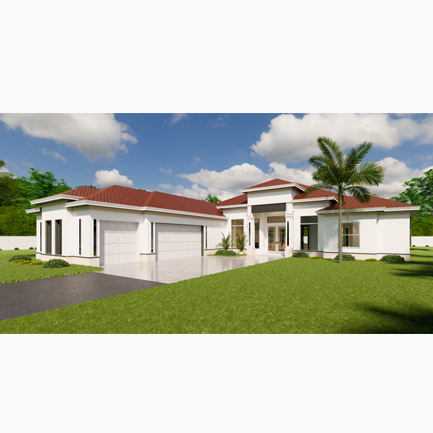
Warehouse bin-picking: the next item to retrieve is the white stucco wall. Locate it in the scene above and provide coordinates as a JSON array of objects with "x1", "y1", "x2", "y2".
[
  {"x1": 0, "y1": 236, "x2": 37, "y2": 250},
  {"x1": 247, "y1": 188, "x2": 296, "y2": 205},
  {"x1": 411, "y1": 236, "x2": 433, "y2": 247},
  {"x1": 377, "y1": 211, "x2": 411, "y2": 255}
]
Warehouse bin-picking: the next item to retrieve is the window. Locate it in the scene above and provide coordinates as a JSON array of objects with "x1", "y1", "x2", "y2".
[
  {"x1": 151, "y1": 222, "x2": 154, "y2": 253},
  {"x1": 45, "y1": 221, "x2": 52, "y2": 254},
  {"x1": 55, "y1": 220, "x2": 62, "y2": 255},
  {"x1": 231, "y1": 219, "x2": 244, "y2": 244},
  {"x1": 343, "y1": 223, "x2": 359, "y2": 247},
  {"x1": 249, "y1": 222, "x2": 251, "y2": 246},
  {"x1": 39, "y1": 222, "x2": 42, "y2": 252},
  {"x1": 267, "y1": 216, "x2": 285, "y2": 223},
  {"x1": 286, "y1": 221, "x2": 289, "y2": 246},
  {"x1": 301, "y1": 216, "x2": 318, "y2": 224},
  {"x1": 255, "y1": 218, "x2": 260, "y2": 249},
  {"x1": 93, "y1": 219, "x2": 97, "y2": 256},
  {"x1": 301, "y1": 225, "x2": 309, "y2": 250},
  {"x1": 79, "y1": 219, "x2": 81, "y2": 255}
]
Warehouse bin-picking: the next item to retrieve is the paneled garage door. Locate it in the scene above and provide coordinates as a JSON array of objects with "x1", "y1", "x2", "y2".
[
  {"x1": 100, "y1": 221, "x2": 138, "y2": 265},
  {"x1": 156, "y1": 224, "x2": 202, "y2": 261}
]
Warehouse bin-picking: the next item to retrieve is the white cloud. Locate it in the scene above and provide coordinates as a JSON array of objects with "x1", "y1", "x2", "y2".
[
  {"x1": 251, "y1": 113, "x2": 433, "y2": 164},
  {"x1": 210, "y1": 116, "x2": 226, "y2": 127},
  {"x1": 41, "y1": 148, "x2": 66, "y2": 162},
  {"x1": 159, "y1": 167, "x2": 173, "y2": 174},
  {"x1": 171, "y1": 113, "x2": 188, "y2": 124},
  {"x1": 173, "y1": 183, "x2": 235, "y2": 202},
  {"x1": 159, "y1": 183, "x2": 173, "y2": 190},
  {"x1": 192, "y1": 157, "x2": 201, "y2": 165},
  {"x1": 0, "y1": 114, "x2": 137, "y2": 160},
  {"x1": 93, "y1": 169, "x2": 134, "y2": 188}
]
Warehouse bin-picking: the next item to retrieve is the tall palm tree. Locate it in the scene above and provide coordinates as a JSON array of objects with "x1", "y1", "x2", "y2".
[{"x1": 304, "y1": 137, "x2": 385, "y2": 263}]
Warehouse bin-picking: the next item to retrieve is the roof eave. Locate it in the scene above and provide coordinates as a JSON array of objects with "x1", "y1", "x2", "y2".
[
  {"x1": 25, "y1": 207, "x2": 41, "y2": 214},
  {"x1": 30, "y1": 194, "x2": 84, "y2": 205},
  {"x1": 216, "y1": 204, "x2": 248, "y2": 209},
  {"x1": 241, "y1": 183, "x2": 305, "y2": 194}
]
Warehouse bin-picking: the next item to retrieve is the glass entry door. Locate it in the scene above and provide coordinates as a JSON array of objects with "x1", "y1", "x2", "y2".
[
  {"x1": 278, "y1": 227, "x2": 286, "y2": 251},
  {"x1": 268, "y1": 227, "x2": 276, "y2": 251},
  {"x1": 301, "y1": 225, "x2": 309, "y2": 250}
]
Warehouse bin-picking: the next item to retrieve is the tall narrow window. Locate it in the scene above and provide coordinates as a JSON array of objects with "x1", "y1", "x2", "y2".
[
  {"x1": 205, "y1": 226, "x2": 208, "y2": 249},
  {"x1": 231, "y1": 219, "x2": 244, "y2": 244},
  {"x1": 55, "y1": 220, "x2": 62, "y2": 255},
  {"x1": 249, "y1": 222, "x2": 251, "y2": 246},
  {"x1": 254, "y1": 218, "x2": 260, "y2": 249},
  {"x1": 45, "y1": 221, "x2": 52, "y2": 254},
  {"x1": 39, "y1": 222, "x2": 42, "y2": 252},
  {"x1": 286, "y1": 221, "x2": 289, "y2": 246},
  {"x1": 93, "y1": 219, "x2": 97, "y2": 256},
  {"x1": 342, "y1": 223, "x2": 359, "y2": 247},
  {"x1": 79, "y1": 219, "x2": 81, "y2": 255},
  {"x1": 151, "y1": 222, "x2": 154, "y2": 253}
]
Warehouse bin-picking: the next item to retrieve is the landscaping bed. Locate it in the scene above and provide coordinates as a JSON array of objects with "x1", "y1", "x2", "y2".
[
  {"x1": 0, "y1": 249, "x2": 102, "y2": 284},
  {"x1": 1, "y1": 247, "x2": 432, "y2": 333}
]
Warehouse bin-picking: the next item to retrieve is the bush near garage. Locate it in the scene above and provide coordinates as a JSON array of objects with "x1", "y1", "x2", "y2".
[
  {"x1": 380, "y1": 255, "x2": 405, "y2": 263},
  {"x1": 334, "y1": 254, "x2": 356, "y2": 261},
  {"x1": 365, "y1": 258, "x2": 379, "y2": 262},
  {"x1": 292, "y1": 252, "x2": 310, "y2": 258},
  {"x1": 12, "y1": 260, "x2": 32, "y2": 265},
  {"x1": 28, "y1": 261, "x2": 45, "y2": 266},
  {"x1": 43, "y1": 259, "x2": 70, "y2": 268},
  {"x1": 8, "y1": 255, "x2": 32, "y2": 262},
  {"x1": 215, "y1": 250, "x2": 237, "y2": 257}
]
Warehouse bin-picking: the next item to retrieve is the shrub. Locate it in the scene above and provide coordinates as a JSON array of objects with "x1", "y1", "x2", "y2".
[
  {"x1": 235, "y1": 233, "x2": 248, "y2": 252},
  {"x1": 310, "y1": 256, "x2": 323, "y2": 259},
  {"x1": 427, "y1": 245, "x2": 430, "y2": 247},
  {"x1": 14, "y1": 247, "x2": 19, "y2": 250},
  {"x1": 217, "y1": 232, "x2": 234, "y2": 251},
  {"x1": 365, "y1": 258, "x2": 378, "y2": 262},
  {"x1": 412, "y1": 245, "x2": 415, "y2": 247},
  {"x1": 380, "y1": 255, "x2": 405, "y2": 263},
  {"x1": 12, "y1": 260, "x2": 32, "y2": 265},
  {"x1": 28, "y1": 261, "x2": 45, "y2": 266},
  {"x1": 43, "y1": 259, "x2": 70, "y2": 268},
  {"x1": 215, "y1": 250, "x2": 237, "y2": 257},
  {"x1": 292, "y1": 251, "x2": 310, "y2": 258},
  {"x1": 8, "y1": 255, "x2": 32, "y2": 262},
  {"x1": 334, "y1": 254, "x2": 356, "y2": 261},
  {"x1": 29, "y1": 247, "x2": 34, "y2": 250}
]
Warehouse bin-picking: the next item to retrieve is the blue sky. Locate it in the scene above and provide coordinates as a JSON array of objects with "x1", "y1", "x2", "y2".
[{"x1": 1, "y1": 113, "x2": 432, "y2": 200}]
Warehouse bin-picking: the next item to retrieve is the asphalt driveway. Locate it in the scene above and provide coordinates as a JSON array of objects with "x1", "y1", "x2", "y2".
[{"x1": 0, "y1": 273, "x2": 163, "y2": 321}]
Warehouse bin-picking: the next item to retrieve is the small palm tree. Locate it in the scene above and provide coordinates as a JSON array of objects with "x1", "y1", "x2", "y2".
[
  {"x1": 235, "y1": 233, "x2": 248, "y2": 252},
  {"x1": 304, "y1": 137, "x2": 385, "y2": 263},
  {"x1": 217, "y1": 232, "x2": 233, "y2": 250}
]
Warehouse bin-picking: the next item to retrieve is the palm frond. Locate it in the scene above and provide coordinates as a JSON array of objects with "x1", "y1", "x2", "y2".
[
  {"x1": 347, "y1": 161, "x2": 385, "y2": 186},
  {"x1": 345, "y1": 185, "x2": 371, "y2": 203},
  {"x1": 344, "y1": 141, "x2": 374, "y2": 172},
  {"x1": 316, "y1": 137, "x2": 344, "y2": 166}
]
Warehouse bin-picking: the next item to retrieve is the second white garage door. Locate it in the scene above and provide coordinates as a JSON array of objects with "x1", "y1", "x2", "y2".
[
  {"x1": 156, "y1": 224, "x2": 202, "y2": 261},
  {"x1": 100, "y1": 221, "x2": 138, "y2": 265}
]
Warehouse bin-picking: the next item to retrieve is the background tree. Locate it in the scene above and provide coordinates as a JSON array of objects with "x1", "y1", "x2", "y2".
[
  {"x1": 203, "y1": 194, "x2": 221, "y2": 203},
  {"x1": 391, "y1": 169, "x2": 433, "y2": 236},
  {"x1": 304, "y1": 137, "x2": 385, "y2": 263}
]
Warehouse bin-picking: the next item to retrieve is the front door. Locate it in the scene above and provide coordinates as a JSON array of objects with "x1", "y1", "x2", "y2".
[{"x1": 268, "y1": 226, "x2": 286, "y2": 252}]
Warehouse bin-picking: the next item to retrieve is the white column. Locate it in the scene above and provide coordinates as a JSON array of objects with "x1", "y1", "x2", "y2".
[{"x1": 285, "y1": 202, "x2": 294, "y2": 257}]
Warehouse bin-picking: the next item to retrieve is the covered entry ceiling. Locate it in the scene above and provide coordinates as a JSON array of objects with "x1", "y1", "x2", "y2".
[
  {"x1": 100, "y1": 221, "x2": 138, "y2": 265},
  {"x1": 156, "y1": 223, "x2": 202, "y2": 261}
]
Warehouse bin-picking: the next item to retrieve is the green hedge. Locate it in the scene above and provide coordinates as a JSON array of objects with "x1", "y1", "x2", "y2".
[
  {"x1": 365, "y1": 258, "x2": 378, "y2": 262},
  {"x1": 8, "y1": 255, "x2": 32, "y2": 262},
  {"x1": 334, "y1": 254, "x2": 356, "y2": 261},
  {"x1": 215, "y1": 250, "x2": 237, "y2": 257},
  {"x1": 43, "y1": 259, "x2": 70, "y2": 268},
  {"x1": 310, "y1": 256, "x2": 323, "y2": 259},
  {"x1": 292, "y1": 252, "x2": 310, "y2": 258},
  {"x1": 380, "y1": 255, "x2": 405, "y2": 263}
]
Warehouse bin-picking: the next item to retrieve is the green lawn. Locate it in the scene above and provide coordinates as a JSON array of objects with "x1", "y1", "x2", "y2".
[
  {"x1": 1, "y1": 248, "x2": 433, "y2": 334},
  {"x1": 0, "y1": 249, "x2": 102, "y2": 283}
]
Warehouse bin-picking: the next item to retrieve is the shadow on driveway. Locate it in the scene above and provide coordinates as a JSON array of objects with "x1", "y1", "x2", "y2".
[{"x1": 0, "y1": 273, "x2": 164, "y2": 321}]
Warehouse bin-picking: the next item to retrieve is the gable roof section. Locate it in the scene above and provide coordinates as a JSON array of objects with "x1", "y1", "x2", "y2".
[
  {"x1": 319, "y1": 195, "x2": 417, "y2": 211},
  {"x1": 60, "y1": 187, "x2": 100, "y2": 197},
  {"x1": 243, "y1": 179, "x2": 296, "y2": 190},
  {"x1": 218, "y1": 194, "x2": 248, "y2": 207},
  {"x1": 70, "y1": 185, "x2": 223, "y2": 217},
  {"x1": 294, "y1": 188, "x2": 338, "y2": 200}
]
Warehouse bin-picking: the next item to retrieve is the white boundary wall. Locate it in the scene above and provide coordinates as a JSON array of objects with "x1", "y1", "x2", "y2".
[
  {"x1": 411, "y1": 236, "x2": 433, "y2": 246},
  {"x1": 0, "y1": 236, "x2": 37, "y2": 250}
]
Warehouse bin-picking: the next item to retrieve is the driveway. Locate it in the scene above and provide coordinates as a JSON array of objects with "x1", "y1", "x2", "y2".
[
  {"x1": 0, "y1": 273, "x2": 163, "y2": 321},
  {"x1": 101, "y1": 254, "x2": 284, "y2": 283}
]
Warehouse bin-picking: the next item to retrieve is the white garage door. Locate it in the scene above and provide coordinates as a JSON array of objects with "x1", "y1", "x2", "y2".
[
  {"x1": 100, "y1": 221, "x2": 138, "y2": 265},
  {"x1": 156, "y1": 224, "x2": 202, "y2": 261}
]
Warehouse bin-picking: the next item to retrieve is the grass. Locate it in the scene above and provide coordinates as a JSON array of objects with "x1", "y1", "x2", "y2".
[
  {"x1": 0, "y1": 249, "x2": 102, "y2": 284},
  {"x1": 1, "y1": 248, "x2": 433, "y2": 333}
]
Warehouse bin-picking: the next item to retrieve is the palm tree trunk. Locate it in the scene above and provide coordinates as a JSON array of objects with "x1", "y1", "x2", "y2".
[{"x1": 339, "y1": 196, "x2": 343, "y2": 263}]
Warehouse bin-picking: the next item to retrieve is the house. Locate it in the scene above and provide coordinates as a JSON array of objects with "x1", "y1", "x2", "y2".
[{"x1": 27, "y1": 179, "x2": 419, "y2": 265}]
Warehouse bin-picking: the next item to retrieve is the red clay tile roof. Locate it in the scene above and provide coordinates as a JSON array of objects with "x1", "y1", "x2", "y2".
[
  {"x1": 218, "y1": 194, "x2": 248, "y2": 206},
  {"x1": 319, "y1": 195, "x2": 417, "y2": 211},
  {"x1": 294, "y1": 189, "x2": 339, "y2": 200},
  {"x1": 71, "y1": 185, "x2": 224, "y2": 217},
  {"x1": 53, "y1": 187, "x2": 101, "y2": 198},
  {"x1": 243, "y1": 179, "x2": 297, "y2": 190}
]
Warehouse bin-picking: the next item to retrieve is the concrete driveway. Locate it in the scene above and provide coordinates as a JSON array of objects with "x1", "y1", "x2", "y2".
[{"x1": 101, "y1": 254, "x2": 284, "y2": 283}]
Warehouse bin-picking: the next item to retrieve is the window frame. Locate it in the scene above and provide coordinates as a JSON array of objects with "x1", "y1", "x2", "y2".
[{"x1": 342, "y1": 222, "x2": 360, "y2": 248}]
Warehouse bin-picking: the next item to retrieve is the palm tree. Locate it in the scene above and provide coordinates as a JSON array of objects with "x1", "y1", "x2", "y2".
[{"x1": 304, "y1": 137, "x2": 385, "y2": 263}]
